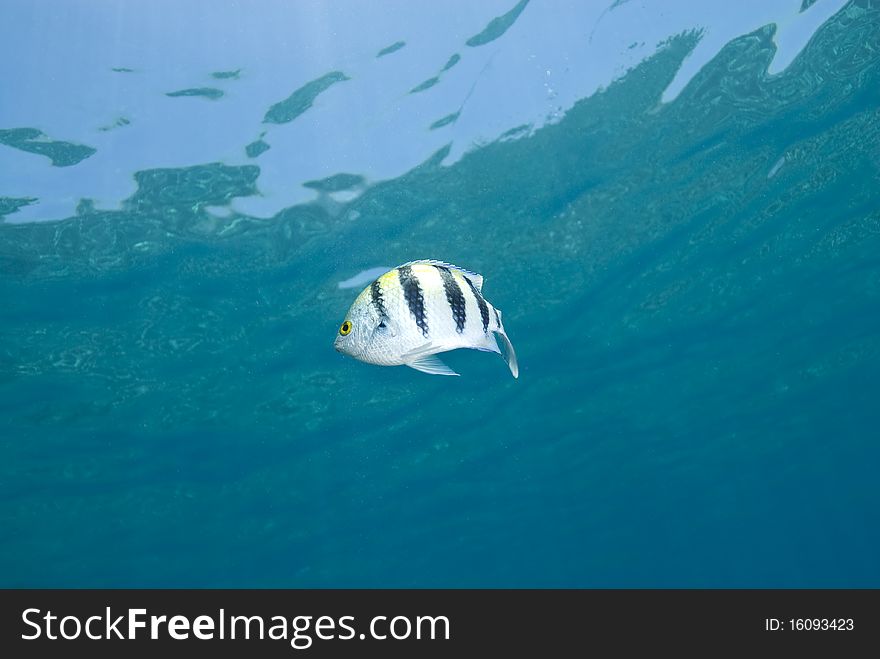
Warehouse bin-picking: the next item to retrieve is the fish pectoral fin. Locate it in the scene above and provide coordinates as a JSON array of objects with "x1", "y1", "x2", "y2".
[
  {"x1": 401, "y1": 342, "x2": 436, "y2": 360},
  {"x1": 405, "y1": 354, "x2": 459, "y2": 376}
]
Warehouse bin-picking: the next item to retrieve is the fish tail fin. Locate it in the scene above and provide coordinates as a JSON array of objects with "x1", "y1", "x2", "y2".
[{"x1": 492, "y1": 311, "x2": 518, "y2": 378}]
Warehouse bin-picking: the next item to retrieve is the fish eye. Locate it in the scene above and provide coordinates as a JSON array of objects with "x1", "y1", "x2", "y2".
[
  {"x1": 378, "y1": 320, "x2": 387, "y2": 329},
  {"x1": 339, "y1": 320, "x2": 352, "y2": 336}
]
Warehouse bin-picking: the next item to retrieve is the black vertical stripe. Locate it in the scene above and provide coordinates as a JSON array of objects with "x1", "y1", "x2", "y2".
[
  {"x1": 436, "y1": 266, "x2": 466, "y2": 333},
  {"x1": 464, "y1": 276, "x2": 490, "y2": 333},
  {"x1": 370, "y1": 279, "x2": 387, "y2": 319},
  {"x1": 493, "y1": 307, "x2": 501, "y2": 329},
  {"x1": 397, "y1": 265, "x2": 429, "y2": 337}
]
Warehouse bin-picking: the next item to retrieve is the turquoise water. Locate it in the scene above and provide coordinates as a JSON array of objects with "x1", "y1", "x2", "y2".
[{"x1": 2, "y1": 3, "x2": 880, "y2": 587}]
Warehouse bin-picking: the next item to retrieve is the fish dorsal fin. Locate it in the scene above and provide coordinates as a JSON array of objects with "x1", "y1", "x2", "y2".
[
  {"x1": 406, "y1": 354, "x2": 459, "y2": 376},
  {"x1": 398, "y1": 259, "x2": 484, "y2": 291}
]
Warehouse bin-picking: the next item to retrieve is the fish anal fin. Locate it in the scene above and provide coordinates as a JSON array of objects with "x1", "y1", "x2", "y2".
[
  {"x1": 405, "y1": 354, "x2": 459, "y2": 376},
  {"x1": 472, "y1": 333, "x2": 501, "y2": 354}
]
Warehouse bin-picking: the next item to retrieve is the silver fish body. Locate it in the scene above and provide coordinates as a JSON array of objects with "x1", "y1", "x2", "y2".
[{"x1": 334, "y1": 260, "x2": 518, "y2": 377}]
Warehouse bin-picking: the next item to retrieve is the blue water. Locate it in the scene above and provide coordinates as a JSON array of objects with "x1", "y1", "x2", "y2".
[{"x1": 2, "y1": 2, "x2": 880, "y2": 587}]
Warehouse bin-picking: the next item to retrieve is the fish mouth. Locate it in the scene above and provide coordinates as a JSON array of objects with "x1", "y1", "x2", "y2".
[{"x1": 333, "y1": 336, "x2": 349, "y2": 356}]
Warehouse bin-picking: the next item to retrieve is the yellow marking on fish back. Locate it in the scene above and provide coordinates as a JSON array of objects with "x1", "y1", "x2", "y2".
[
  {"x1": 354, "y1": 285, "x2": 372, "y2": 305},
  {"x1": 451, "y1": 269, "x2": 468, "y2": 286},
  {"x1": 411, "y1": 264, "x2": 444, "y2": 293},
  {"x1": 378, "y1": 269, "x2": 398, "y2": 287}
]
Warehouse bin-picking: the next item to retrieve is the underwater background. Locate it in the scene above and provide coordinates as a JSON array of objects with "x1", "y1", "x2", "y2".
[{"x1": 2, "y1": 0, "x2": 879, "y2": 587}]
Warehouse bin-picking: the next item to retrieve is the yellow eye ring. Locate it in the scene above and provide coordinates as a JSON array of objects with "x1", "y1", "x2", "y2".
[{"x1": 339, "y1": 320, "x2": 352, "y2": 336}]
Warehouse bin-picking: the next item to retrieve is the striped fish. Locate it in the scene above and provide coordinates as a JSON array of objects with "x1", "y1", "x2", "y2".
[{"x1": 333, "y1": 260, "x2": 518, "y2": 377}]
